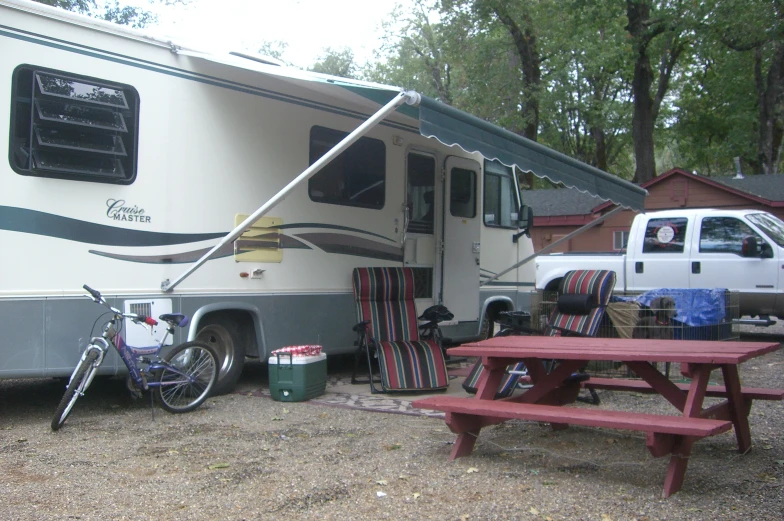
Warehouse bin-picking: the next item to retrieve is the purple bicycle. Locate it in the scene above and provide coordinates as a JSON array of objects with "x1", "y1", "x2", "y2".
[{"x1": 51, "y1": 285, "x2": 219, "y2": 431}]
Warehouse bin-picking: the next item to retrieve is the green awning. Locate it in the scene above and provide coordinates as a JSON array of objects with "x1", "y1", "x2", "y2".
[{"x1": 417, "y1": 96, "x2": 647, "y2": 211}]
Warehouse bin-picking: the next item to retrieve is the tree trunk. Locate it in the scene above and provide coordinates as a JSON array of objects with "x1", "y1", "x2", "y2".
[
  {"x1": 493, "y1": 3, "x2": 540, "y2": 188},
  {"x1": 495, "y1": 9, "x2": 540, "y2": 142},
  {"x1": 627, "y1": 0, "x2": 657, "y2": 184},
  {"x1": 592, "y1": 126, "x2": 609, "y2": 172},
  {"x1": 755, "y1": 44, "x2": 784, "y2": 174}
]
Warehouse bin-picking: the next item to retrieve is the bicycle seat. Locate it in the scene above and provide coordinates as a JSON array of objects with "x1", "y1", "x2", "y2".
[{"x1": 159, "y1": 313, "x2": 189, "y2": 328}]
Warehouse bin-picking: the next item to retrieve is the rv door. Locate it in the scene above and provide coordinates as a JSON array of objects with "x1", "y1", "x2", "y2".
[{"x1": 442, "y1": 156, "x2": 481, "y2": 322}]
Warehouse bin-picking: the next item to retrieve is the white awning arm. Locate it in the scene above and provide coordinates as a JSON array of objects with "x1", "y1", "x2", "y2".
[
  {"x1": 480, "y1": 206, "x2": 624, "y2": 286},
  {"x1": 161, "y1": 89, "x2": 420, "y2": 293}
]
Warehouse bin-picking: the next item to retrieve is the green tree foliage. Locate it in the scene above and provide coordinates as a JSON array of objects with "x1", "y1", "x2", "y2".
[
  {"x1": 673, "y1": 38, "x2": 758, "y2": 176},
  {"x1": 679, "y1": 0, "x2": 784, "y2": 176},
  {"x1": 372, "y1": 0, "x2": 784, "y2": 180},
  {"x1": 257, "y1": 41, "x2": 289, "y2": 64},
  {"x1": 366, "y1": 1, "x2": 457, "y2": 102},
  {"x1": 33, "y1": 1, "x2": 190, "y2": 29},
  {"x1": 310, "y1": 47, "x2": 358, "y2": 79},
  {"x1": 539, "y1": 1, "x2": 633, "y2": 175}
]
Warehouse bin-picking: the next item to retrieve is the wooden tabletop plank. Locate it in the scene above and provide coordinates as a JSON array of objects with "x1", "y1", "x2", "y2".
[{"x1": 451, "y1": 337, "x2": 780, "y2": 364}]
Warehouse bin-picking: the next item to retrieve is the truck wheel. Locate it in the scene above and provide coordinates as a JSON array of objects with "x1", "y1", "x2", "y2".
[{"x1": 195, "y1": 318, "x2": 245, "y2": 395}]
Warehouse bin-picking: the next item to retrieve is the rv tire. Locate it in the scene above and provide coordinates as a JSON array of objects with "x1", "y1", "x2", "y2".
[{"x1": 195, "y1": 318, "x2": 245, "y2": 395}]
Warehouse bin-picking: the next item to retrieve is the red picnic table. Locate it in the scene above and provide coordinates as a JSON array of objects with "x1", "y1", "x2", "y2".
[{"x1": 412, "y1": 336, "x2": 783, "y2": 498}]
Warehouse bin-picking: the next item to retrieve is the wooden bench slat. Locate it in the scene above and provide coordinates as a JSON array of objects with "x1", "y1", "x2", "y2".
[
  {"x1": 583, "y1": 378, "x2": 784, "y2": 401},
  {"x1": 412, "y1": 396, "x2": 732, "y2": 437}
]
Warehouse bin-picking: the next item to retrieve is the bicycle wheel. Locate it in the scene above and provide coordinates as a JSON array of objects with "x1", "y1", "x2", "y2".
[
  {"x1": 156, "y1": 341, "x2": 218, "y2": 413},
  {"x1": 51, "y1": 349, "x2": 100, "y2": 431}
]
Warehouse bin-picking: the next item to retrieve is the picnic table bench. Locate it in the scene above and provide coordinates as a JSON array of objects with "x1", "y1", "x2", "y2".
[{"x1": 412, "y1": 336, "x2": 782, "y2": 498}]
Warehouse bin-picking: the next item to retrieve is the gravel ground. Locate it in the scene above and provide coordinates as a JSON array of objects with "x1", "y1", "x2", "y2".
[{"x1": 1, "y1": 330, "x2": 782, "y2": 521}]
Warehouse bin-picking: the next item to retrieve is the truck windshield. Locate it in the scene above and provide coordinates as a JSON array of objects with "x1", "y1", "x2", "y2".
[{"x1": 747, "y1": 212, "x2": 784, "y2": 247}]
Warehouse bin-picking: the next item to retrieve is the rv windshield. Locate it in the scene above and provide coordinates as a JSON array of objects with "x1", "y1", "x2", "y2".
[{"x1": 747, "y1": 212, "x2": 784, "y2": 247}]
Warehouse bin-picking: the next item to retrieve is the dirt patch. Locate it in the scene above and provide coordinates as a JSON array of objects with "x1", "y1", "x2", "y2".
[{"x1": 1, "y1": 343, "x2": 782, "y2": 520}]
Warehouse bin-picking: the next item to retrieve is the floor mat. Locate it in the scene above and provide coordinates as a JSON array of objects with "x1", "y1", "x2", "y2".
[{"x1": 236, "y1": 366, "x2": 474, "y2": 417}]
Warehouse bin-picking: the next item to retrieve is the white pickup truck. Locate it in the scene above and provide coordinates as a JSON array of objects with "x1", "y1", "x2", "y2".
[{"x1": 535, "y1": 208, "x2": 784, "y2": 320}]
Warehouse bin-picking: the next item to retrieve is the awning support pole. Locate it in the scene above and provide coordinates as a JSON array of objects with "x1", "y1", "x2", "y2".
[
  {"x1": 480, "y1": 206, "x2": 625, "y2": 286},
  {"x1": 161, "y1": 90, "x2": 420, "y2": 293}
]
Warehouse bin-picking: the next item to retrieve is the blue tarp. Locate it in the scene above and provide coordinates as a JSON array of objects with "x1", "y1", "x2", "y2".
[{"x1": 612, "y1": 288, "x2": 727, "y2": 327}]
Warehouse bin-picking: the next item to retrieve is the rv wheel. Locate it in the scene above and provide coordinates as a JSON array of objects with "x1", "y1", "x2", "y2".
[{"x1": 195, "y1": 318, "x2": 245, "y2": 395}]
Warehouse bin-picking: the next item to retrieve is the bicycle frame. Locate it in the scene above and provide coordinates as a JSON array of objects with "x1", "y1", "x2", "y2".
[
  {"x1": 72, "y1": 306, "x2": 199, "y2": 394},
  {"x1": 52, "y1": 285, "x2": 219, "y2": 431}
]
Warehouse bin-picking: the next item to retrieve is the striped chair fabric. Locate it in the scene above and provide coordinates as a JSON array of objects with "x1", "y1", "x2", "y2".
[
  {"x1": 548, "y1": 269, "x2": 616, "y2": 337},
  {"x1": 352, "y1": 267, "x2": 449, "y2": 392},
  {"x1": 463, "y1": 269, "x2": 616, "y2": 398}
]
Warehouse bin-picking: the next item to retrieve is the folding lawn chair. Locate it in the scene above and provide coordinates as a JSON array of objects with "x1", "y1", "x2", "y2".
[
  {"x1": 350, "y1": 267, "x2": 450, "y2": 394},
  {"x1": 462, "y1": 269, "x2": 616, "y2": 401}
]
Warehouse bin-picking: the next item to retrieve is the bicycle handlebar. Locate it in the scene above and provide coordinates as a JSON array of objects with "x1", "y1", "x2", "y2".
[
  {"x1": 83, "y1": 285, "x2": 158, "y2": 326},
  {"x1": 83, "y1": 284, "x2": 101, "y2": 301}
]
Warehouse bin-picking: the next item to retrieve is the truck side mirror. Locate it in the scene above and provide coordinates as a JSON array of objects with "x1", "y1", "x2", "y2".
[{"x1": 513, "y1": 204, "x2": 534, "y2": 243}]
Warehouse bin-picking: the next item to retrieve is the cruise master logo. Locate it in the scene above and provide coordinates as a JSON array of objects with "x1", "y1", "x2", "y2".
[{"x1": 106, "y1": 199, "x2": 151, "y2": 224}]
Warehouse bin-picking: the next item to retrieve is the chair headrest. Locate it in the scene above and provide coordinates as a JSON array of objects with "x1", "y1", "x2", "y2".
[
  {"x1": 559, "y1": 270, "x2": 616, "y2": 307},
  {"x1": 556, "y1": 293, "x2": 597, "y2": 315}
]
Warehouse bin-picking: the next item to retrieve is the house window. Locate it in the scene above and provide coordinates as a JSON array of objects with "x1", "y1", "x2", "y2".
[
  {"x1": 613, "y1": 230, "x2": 629, "y2": 250},
  {"x1": 483, "y1": 160, "x2": 518, "y2": 228},
  {"x1": 308, "y1": 126, "x2": 386, "y2": 209},
  {"x1": 642, "y1": 217, "x2": 688, "y2": 253},
  {"x1": 10, "y1": 65, "x2": 139, "y2": 184}
]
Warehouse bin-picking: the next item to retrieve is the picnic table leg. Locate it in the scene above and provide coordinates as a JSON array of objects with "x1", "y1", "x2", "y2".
[
  {"x1": 662, "y1": 436, "x2": 695, "y2": 498},
  {"x1": 662, "y1": 364, "x2": 711, "y2": 498},
  {"x1": 721, "y1": 364, "x2": 752, "y2": 453},
  {"x1": 448, "y1": 359, "x2": 507, "y2": 459},
  {"x1": 446, "y1": 412, "x2": 482, "y2": 460}
]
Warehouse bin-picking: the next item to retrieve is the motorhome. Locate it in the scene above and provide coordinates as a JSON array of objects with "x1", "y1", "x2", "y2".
[{"x1": 0, "y1": 0, "x2": 646, "y2": 393}]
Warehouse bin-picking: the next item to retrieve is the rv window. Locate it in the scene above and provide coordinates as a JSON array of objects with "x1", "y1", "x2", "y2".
[
  {"x1": 9, "y1": 66, "x2": 139, "y2": 184},
  {"x1": 483, "y1": 160, "x2": 518, "y2": 228},
  {"x1": 308, "y1": 126, "x2": 385, "y2": 209},
  {"x1": 406, "y1": 152, "x2": 436, "y2": 234},
  {"x1": 450, "y1": 167, "x2": 476, "y2": 218}
]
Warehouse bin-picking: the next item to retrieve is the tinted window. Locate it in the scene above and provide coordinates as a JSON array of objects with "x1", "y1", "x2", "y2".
[
  {"x1": 10, "y1": 66, "x2": 139, "y2": 184},
  {"x1": 308, "y1": 126, "x2": 385, "y2": 209},
  {"x1": 406, "y1": 153, "x2": 436, "y2": 234},
  {"x1": 483, "y1": 160, "x2": 518, "y2": 228},
  {"x1": 747, "y1": 212, "x2": 784, "y2": 247},
  {"x1": 699, "y1": 217, "x2": 763, "y2": 254},
  {"x1": 450, "y1": 167, "x2": 476, "y2": 218},
  {"x1": 642, "y1": 217, "x2": 688, "y2": 253}
]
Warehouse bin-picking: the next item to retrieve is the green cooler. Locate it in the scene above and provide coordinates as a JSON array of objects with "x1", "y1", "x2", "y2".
[{"x1": 268, "y1": 352, "x2": 327, "y2": 402}]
